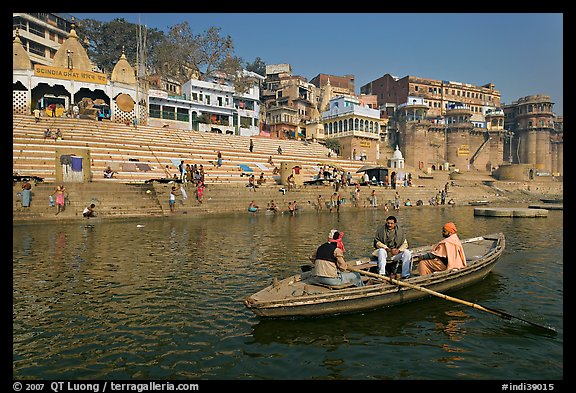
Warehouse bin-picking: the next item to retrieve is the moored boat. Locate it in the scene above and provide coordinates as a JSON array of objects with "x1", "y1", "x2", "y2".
[
  {"x1": 469, "y1": 200, "x2": 490, "y2": 206},
  {"x1": 244, "y1": 233, "x2": 505, "y2": 318}
]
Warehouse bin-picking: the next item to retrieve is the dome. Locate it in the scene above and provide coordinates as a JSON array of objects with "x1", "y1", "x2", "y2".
[
  {"x1": 13, "y1": 29, "x2": 32, "y2": 70},
  {"x1": 52, "y1": 20, "x2": 93, "y2": 72},
  {"x1": 392, "y1": 145, "x2": 404, "y2": 159},
  {"x1": 111, "y1": 49, "x2": 136, "y2": 85}
]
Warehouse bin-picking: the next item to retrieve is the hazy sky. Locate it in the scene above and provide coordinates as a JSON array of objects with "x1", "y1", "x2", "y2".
[{"x1": 73, "y1": 13, "x2": 563, "y2": 116}]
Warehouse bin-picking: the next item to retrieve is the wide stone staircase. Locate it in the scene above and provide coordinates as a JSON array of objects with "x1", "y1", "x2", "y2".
[{"x1": 13, "y1": 114, "x2": 366, "y2": 186}]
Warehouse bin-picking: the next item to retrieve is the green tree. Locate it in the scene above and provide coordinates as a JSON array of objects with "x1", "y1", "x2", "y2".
[
  {"x1": 325, "y1": 138, "x2": 341, "y2": 156},
  {"x1": 154, "y1": 23, "x2": 249, "y2": 90},
  {"x1": 77, "y1": 18, "x2": 163, "y2": 75},
  {"x1": 246, "y1": 57, "x2": 266, "y2": 76}
]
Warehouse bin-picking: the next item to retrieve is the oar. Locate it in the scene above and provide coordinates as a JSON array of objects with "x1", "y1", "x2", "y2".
[{"x1": 349, "y1": 268, "x2": 556, "y2": 334}]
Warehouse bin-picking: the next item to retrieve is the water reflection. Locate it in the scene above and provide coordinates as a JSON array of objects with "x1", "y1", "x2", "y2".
[{"x1": 13, "y1": 208, "x2": 563, "y2": 380}]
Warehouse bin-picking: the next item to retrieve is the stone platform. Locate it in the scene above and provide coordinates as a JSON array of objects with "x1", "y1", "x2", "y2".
[{"x1": 473, "y1": 207, "x2": 549, "y2": 217}]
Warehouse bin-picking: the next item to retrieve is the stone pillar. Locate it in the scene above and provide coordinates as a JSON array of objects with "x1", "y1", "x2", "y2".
[
  {"x1": 526, "y1": 129, "x2": 537, "y2": 165},
  {"x1": 535, "y1": 130, "x2": 550, "y2": 172}
]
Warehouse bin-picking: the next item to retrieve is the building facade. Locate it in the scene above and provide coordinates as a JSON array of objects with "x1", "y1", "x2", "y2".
[
  {"x1": 13, "y1": 13, "x2": 76, "y2": 67},
  {"x1": 502, "y1": 94, "x2": 562, "y2": 175},
  {"x1": 13, "y1": 24, "x2": 144, "y2": 125},
  {"x1": 321, "y1": 95, "x2": 383, "y2": 161},
  {"x1": 360, "y1": 73, "x2": 501, "y2": 120},
  {"x1": 147, "y1": 71, "x2": 263, "y2": 137},
  {"x1": 261, "y1": 64, "x2": 318, "y2": 139}
]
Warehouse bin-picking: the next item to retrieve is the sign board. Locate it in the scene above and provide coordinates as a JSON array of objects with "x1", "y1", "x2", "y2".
[
  {"x1": 360, "y1": 141, "x2": 371, "y2": 148},
  {"x1": 34, "y1": 65, "x2": 108, "y2": 85},
  {"x1": 457, "y1": 144, "x2": 470, "y2": 156}
]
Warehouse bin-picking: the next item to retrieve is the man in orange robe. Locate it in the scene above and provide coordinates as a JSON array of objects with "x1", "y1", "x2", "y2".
[{"x1": 417, "y1": 222, "x2": 467, "y2": 275}]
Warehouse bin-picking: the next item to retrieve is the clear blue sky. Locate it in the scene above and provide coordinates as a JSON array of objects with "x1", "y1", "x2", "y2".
[{"x1": 73, "y1": 13, "x2": 564, "y2": 116}]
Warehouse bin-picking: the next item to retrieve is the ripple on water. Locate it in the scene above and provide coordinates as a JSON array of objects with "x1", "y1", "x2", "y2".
[{"x1": 13, "y1": 210, "x2": 563, "y2": 380}]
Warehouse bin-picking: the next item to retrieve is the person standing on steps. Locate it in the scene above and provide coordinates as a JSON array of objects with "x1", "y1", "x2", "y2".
[
  {"x1": 169, "y1": 186, "x2": 179, "y2": 213},
  {"x1": 51, "y1": 185, "x2": 68, "y2": 215}
]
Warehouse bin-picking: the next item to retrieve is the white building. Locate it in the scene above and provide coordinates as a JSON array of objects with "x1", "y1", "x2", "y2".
[
  {"x1": 13, "y1": 24, "x2": 143, "y2": 125},
  {"x1": 148, "y1": 71, "x2": 263, "y2": 136},
  {"x1": 321, "y1": 95, "x2": 381, "y2": 140}
]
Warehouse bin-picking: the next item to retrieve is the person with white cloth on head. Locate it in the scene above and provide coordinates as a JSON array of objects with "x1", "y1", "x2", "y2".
[{"x1": 309, "y1": 229, "x2": 364, "y2": 287}]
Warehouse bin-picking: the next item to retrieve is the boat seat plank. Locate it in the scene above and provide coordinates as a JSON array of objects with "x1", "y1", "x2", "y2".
[{"x1": 313, "y1": 281, "x2": 356, "y2": 290}]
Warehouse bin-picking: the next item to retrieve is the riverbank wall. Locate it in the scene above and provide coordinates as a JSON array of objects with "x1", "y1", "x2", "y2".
[{"x1": 13, "y1": 170, "x2": 562, "y2": 223}]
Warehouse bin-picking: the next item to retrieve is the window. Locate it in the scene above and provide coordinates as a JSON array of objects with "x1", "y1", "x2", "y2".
[
  {"x1": 414, "y1": 86, "x2": 419, "y2": 91},
  {"x1": 149, "y1": 104, "x2": 161, "y2": 118},
  {"x1": 28, "y1": 22, "x2": 44, "y2": 38},
  {"x1": 28, "y1": 41, "x2": 45, "y2": 57},
  {"x1": 176, "y1": 108, "x2": 189, "y2": 122},
  {"x1": 162, "y1": 106, "x2": 175, "y2": 120},
  {"x1": 206, "y1": 95, "x2": 210, "y2": 105}
]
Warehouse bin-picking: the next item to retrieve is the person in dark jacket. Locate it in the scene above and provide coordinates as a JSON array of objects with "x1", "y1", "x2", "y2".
[
  {"x1": 372, "y1": 215, "x2": 413, "y2": 278},
  {"x1": 309, "y1": 229, "x2": 364, "y2": 287}
]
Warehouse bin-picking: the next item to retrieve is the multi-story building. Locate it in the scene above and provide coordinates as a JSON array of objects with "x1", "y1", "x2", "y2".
[
  {"x1": 148, "y1": 71, "x2": 263, "y2": 136},
  {"x1": 13, "y1": 13, "x2": 78, "y2": 67},
  {"x1": 321, "y1": 95, "x2": 383, "y2": 161},
  {"x1": 502, "y1": 94, "x2": 561, "y2": 175},
  {"x1": 310, "y1": 73, "x2": 355, "y2": 112},
  {"x1": 393, "y1": 96, "x2": 507, "y2": 173},
  {"x1": 261, "y1": 64, "x2": 318, "y2": 139},
  {"x1": 360, "y1": 73, "x2": 501, "y2": 120}
]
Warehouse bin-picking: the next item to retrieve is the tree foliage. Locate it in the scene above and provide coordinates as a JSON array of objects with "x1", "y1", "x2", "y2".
[
  {"x1": 245, "y1": 57, "x2": 266, "y2": 77},
  {"x1": 76, "y1": 18, "x2": 251, "y2": 90},
  {"x1": 77, "y1": 18, "x2": 164, "y2": 75},
  {"x1": 325, "y1": 138, "x2": 341, "y2": 155}
]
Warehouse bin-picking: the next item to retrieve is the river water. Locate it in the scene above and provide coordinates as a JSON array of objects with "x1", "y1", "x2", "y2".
[{"x1": 13, "y1": 205, "x2": 563, "y2": 381}]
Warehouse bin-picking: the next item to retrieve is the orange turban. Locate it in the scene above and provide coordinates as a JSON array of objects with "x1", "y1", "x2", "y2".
[{"x1": 443, "y1": 222, "x2": 457, "y2": 234}]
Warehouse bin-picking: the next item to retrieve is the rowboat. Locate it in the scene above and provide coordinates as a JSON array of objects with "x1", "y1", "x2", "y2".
[
  {"x1": 244, "y1": 233, "x2": 505, "y2": 318},
  {"x1": 468, "y1": 200, "x2": 490, "y2": 206}
]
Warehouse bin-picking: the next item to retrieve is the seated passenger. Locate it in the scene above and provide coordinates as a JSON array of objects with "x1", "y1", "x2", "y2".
[
  {"x1": 415, "y1": 222, "x2": 466, "y2": 275},
  {"x1": 309, "y1": 229, "x2": 364, "y2": 288}
]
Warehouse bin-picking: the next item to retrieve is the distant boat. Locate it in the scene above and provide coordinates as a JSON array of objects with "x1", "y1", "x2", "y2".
[
  {"x1": 540, "y1": 198, "x2": 563, "y2": 204},
  {"x1": 469, "y1": 200, "x2": 490, "y2": 206}
]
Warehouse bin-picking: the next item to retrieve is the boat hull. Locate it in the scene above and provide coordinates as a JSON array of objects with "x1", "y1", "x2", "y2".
[{"x1": 244, "y1": 233, "x2": 505, "y2": 318}]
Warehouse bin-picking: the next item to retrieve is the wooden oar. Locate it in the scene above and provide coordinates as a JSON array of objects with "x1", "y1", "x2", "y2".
[{"x1": 349, "y1": 268, "x2": 556, "y2": 333}]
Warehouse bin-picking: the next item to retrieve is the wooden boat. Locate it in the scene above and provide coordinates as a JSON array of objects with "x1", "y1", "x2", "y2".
[
  {"x1": 468, "y1": 200, "x2": 490, "y2": 206},
  {"x1": 244, "y1": 233, "x2": 505, "y2": 318},
  {"x1": 540, "y1": 197, "x2": 563, "y2": 204}
]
